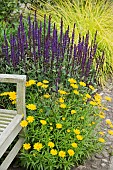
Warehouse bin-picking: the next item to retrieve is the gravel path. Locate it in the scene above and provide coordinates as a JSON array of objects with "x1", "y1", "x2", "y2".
[{"x1": 8, "y1": 79, "x2": 113, "y2": 170}]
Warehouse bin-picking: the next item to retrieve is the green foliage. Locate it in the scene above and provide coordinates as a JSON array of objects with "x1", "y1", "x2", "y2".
[
  {"x1": 1, "y1": 78, "x2": 108, "y2": 169},
  {"x1": 0, "y1": 0, "x2": 29, "y2": 49},
  {"x1": 0, "y1": 21, "x2": 17, "y2": 51},
  {"x1": 1, "y1": 78, "x2": 112, "y2": 169},
  {"x1": 20, "y1": 79, "x2": 107, "y2": 169},
  {"x1": 30, "y1": 0, "x2": 113, "y2": 84},
  {"x1": 0, "y1": 0, "x2": 20, "y2": 21}
]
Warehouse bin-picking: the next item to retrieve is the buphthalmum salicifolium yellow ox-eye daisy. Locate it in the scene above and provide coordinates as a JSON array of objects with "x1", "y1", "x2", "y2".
[
  {"x1": 0, "y1": 78, "x2": 111, "y2": 170},
  {"x1": 18, "y1": 78, "x2": 112, "y2": 170},
  {"x1": 0, "y1": 91, "x2": 16, "y2": 105}
]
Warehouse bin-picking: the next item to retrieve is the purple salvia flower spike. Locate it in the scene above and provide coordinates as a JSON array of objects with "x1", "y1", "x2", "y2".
[
  {"x1": 43, "y1": 15, "x2": 47, "y2": 72},
  {"x1": 28, "y1": 15, "x2": 31, "y2": 39},
  {"x1": 37, "y1": 22, "x2": 42, "y2": 58},
  {"x1": 44, "y1": 14, "x2": 46, "y2": 42},
  {"x1": 51, "y1": 23, "x2": 56, "y2": 70},
  {"x1": 32, "y1": 21, "x2": 36, "y2": 61},
  {"x1": 28, "y1": 15, "x2": 32, "y2": 53},
  {"x1": 48, "y1": 15, "x2": 51, "y2": 37},
  {"x1": 10, "y1": 35, "x2": 16, "y2": 68},
  {"x1": 17, "y1": 25, "x2": 21, "y2": 61}
]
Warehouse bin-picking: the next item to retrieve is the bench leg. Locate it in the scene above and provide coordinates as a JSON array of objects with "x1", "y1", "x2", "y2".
[{"x1": 0, "y1": 138, "x2": 24, "y2": 170}]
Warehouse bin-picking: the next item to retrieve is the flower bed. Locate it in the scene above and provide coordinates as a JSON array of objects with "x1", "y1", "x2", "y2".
[{"x1": 1, "y1": 78, "x2": 112, "y2": 170}]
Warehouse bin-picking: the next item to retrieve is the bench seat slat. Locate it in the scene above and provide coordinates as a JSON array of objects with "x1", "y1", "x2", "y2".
[
  {"x1": 0, "y1": 109, "x2": 17, "y2": 115},
  {"x1": 0, "y1": 117, "x2": 13, "y2": 122},
  {"x1": 0, "y1": 110, "x2": 17, "y2": 134},
  {"x1": 0, "y1": 124, "x2": 8, "y2": 128},
  {"x1": 0, "y1": 129, "x2": 4, "y2": 132},
  {"x1": 0, "y1": 113, "x2": 15, "y2": 118},
  {"x1": 0, "y1": 74, "x2": 26, "y2": 170},
  {"x1": 0, "y1": 128, "x2": 6, "y2": 133},
  {"x1": 0, "y1": 121, "x2": 10, "y2": 125},
  {"x1": 0, "y1": 114, "x2": 23, "y2": 158},
  {"x1": 0, "y1": 114, "x2": 23, "y2": 146}
]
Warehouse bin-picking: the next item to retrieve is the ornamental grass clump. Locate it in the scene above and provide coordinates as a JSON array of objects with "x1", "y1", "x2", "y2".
[
  {"x1": 1, "y1": 78, "x2": 111, "y2": 170},
  {"x1": 1, "y1": 13, "x2": 104, "y2": 86}
]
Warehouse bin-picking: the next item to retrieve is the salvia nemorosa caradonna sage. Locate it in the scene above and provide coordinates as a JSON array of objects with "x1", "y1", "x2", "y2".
[{"x1": 2, "y1": 12, "x2": 104, "y2": 85}]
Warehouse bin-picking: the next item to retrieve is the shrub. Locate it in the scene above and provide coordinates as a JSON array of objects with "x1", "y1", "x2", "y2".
[
  {"x1": 0, "y1": 0, "x2": 21, "y2": 22},
  {"x1": 1, "y1": 78, "x2": 112, "y2": 169},
  {"x1": 30, "y1": 0, "x2": 113, "y2": 83},
  {"x1": 1, "y1": 13, "x2": 104, "y2": 87}
]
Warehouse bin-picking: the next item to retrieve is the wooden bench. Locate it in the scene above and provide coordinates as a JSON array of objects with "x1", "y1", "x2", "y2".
[{"x1": 0, "y1": 74, "x2": 26, "y2": 170}]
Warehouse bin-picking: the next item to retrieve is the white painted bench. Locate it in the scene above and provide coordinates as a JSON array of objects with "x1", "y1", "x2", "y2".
[{"x1": 0, "y1": 74, "x2": 26, "y2": 170}]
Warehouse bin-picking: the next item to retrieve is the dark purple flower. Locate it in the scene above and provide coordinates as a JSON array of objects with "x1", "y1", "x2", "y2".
[
  {"x1": 32, "y1": 21, "x2": 36, "y2": 61},
  {"x1": 60, "y1": 18, "x2": 63, "y2": 45}
]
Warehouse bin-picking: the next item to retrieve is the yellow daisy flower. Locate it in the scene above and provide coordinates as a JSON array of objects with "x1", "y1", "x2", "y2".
[
  {"x1": 89, "y1": 85, "x2": 95, "y2": 91},
  {"x1": 26, "y1": 80, "x2": 36, "y2": 87},
  {"x1": 27, "y1": 116, "x2": 35, "y2": 123},
  {"x1": 23, "y1": 143, "x2": 31, "y2": 150},
  {"x1": 98, "y1": 138, "x2": 105, "y2": 143},
  {"x1": 59, "y1": 97, "x2": 64, "y2": 103},
  {"x1": 59, "y1": 151, "x2": 66, "y2": 158},
  {"x1": 48, "y1": 142, "x2": 55, "y2": 148},
  {"x1": 71, "y1": 110, "x2": 76, "y2": 114},
  {"x1": 43, "y1": 94, "x2": 50, "y2": 99},
  {"x1": 56, "y1": 123, "x2": 62, "y2": 129},
  {"x1": 58, "y1": 90, "x2": 67, "y2": 95},
  {"x1": 34, "y1": 142, "x2": 43, "y2": 151},
  {"x1": 108, "y1": 130, "x2": 113, "y2": 135},
  {"x1": 43, "y1": 80, "x2": 49, "y2": 84},
  {"x1": 60, "y1": 103, "x2": 66, "y2": 108},
  {"x1": 73, "y1": 90, "x2": 79, "y2": 95},
  {"x1": 62, "y1": 117, "x2": 66, "y2": 121},
  {"x1": 0, "y1": 92, "x2": 10, "y2": 96},
  {"x1": 99, "y1": 132, "x2": 105, "y2": 136},
  {"x1": 41, "y1": 84, "x2": 48, "y2": 88},
  {"x1": 9, "y1": 91, "x2": 16, "y2": 101},
  {"x1": 74, "y1": 129, "x2": 80, "y2": 135},
  {"x1": 70, "y1": 84, "x2": 78, "y2": 89},
  {"x1": 67, "y1": 129, "x2": 71, "y2": 133},
  {"x1": 40, "y1": 120, "x2": 47, "y2": 125},
  {"x1": 26, "y1": 104, "x2": 37, "y2": 110},
  {"x1": 89, "y1": 101, "x2": 97, "y2": 106},
  {"x1": 37, "y1": 82, "x2": 43, "y2": 86},
  {"x1": 68, "y1": 149, "x2": 75, "y2": 156},
  {"x1": 85, "y1": 94, "x2": 91, "y2": 99},
  {"x1": 20, "y1": 120, "x2": 28, "y2": 127},
  {"x1": 79, "y1": 81, "x2": 86, "y2": 87},
  {"x1": 106, "y1": 119, "x2": 112, "y2": 125},
  {"x1": 71, "y1": 143, "x2": 78, "y2": 148},
  {"x1": 50, "y1": 149, "x2": 57, "y2": 155},
  {"x1": 76, "y1": 135, "x2": 83, "y2": 141},
  {"x1": 68, "y1": 78, "x2": 76, "y2": 84},
  {"x1": 104, "y1": 96, "x2": 112, "y2": 102}
]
